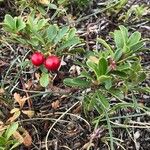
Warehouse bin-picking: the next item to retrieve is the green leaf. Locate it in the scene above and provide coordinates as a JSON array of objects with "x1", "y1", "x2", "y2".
[
  {"x1": 98, "y1": 75, "x2": 111, "y2": 83},
  {"x1": 136, "y1": 87, "x2": 150, "y2": 93},
  {"x1": 48, "y1": 3, "x2": 57, "y2": 9},
  {"x1": 37, "y1": 19, "x2": 48, "y2": 30},
  {"x1": 63, "y1": 78, "x2": 90, "y2": 87},
  {"x1": 37, "y1": 6, "x2": 46, "y2": 15},
  {"x1": 128, "y1": 31, "x2": 141, "y2": 47},
  {"x1": 0, "y1": 136, "x2": 6, "y2": 146},
  {"x1": 110, "y1": 70, "x2": 127, "y2": 77},
  {"x1": 40, "y1": 73, "x2": 49, "y2": 87},
  {"x1": 67, "y1": 28, "x2": 76, "y2": 39},
  {"x1": 104, "y1": 78, "x2": 112, "y2": 90},
  {"x1": 33, "y1": 33, "x2": 45, "y2": 45},
  {"x1": 114, "y1": 30, "x2": 124, "y2": 49},
  {"x1": 96, "y1": 92, "x2": 110, "y2": 110},
  {"x1": 4, "y1": 14, "x2": 16, "y2": 30},
  {"x1": 5, "y1": 122, "x2": 18, "y2": 140},
  {"x1": 69, "y1": 48, "x2": 85, "y2": 54},
  {"x1": 0, "y1": 147, "x2": 5, "y2": 150},
  {"x1": 86, "y1": 61, "x2": 99, "y2": 78},
  {"x1": 117, "y1": 63, "x2": 131, "y2": 71},
  {"x1": 47, "y1": 25, "x2": 58, "y2": 42},
  {"x1": 137, "y1": 72, "x2": 146, "y2": 83},
  {"x1": 10, "y1": 141, "x2": 21, "y2": 150},
  {"x1": 98, "y1": 57, "x2": 108, "y2": 75},
  {"x1": 16, "y1": 17, "x2": 26, "y2": 32},
  {"x1": 114, "y1": 26, "x2": 128, "y2": 49},
  {"x1": 27, "y1": 38, "x2": 39, "y2": 47},
  {"x1": 97, "y1": 38, "x2": 113, "y2": 55},
  {"x1": 80, "y1": 71, "x2": 94, "y2": 80},
  {"x1": 109, "y1": 89, "x2": 124, "y2": 99},
  {"x1": 58, "y1": 37, "x2": 80, "y2": 50},
  {"x1": 54, "y1": 26, "x2": 69, "y2": 44},
  {"x1": 119, "y1": 25, "x2": 128, "y2": 44},
  {"x1": 114, "y1": 49, "x2": 122, "y2": 61},
  {"x1": 130, "y1": 40, "x2": 144, "y2": 52}
]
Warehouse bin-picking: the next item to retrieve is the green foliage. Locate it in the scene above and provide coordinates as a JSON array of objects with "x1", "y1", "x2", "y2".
[
  {"x1": 3, "y1": 14, "x2": 81, "y2": 55},
  {"x1": 106, "y1": 0, "x2": 128, "y2": 14},
  {"x1": 2, "y1": 13, "x2": 81, "y2": 87},
  {"x1": 64, "y1": 26, "x2": 146, "y2": 90},
  {"x1": 0, "y1": 122, "x2": 21, "y2": 150},
  {"x1": 15, "y1": 0, "x2": 58, "y2": 14},
  {"x1": 120, "y1": 4, "x2": 149, "y2": 22},
  {"x1": 74, "y1": 0, "x2": 90, "y2": 7},
  {"x1": 104, "y1": 1, "x2": 149, "y2": 22},
  {"x1": 39, "y1": 73, "x2": 50, "y2": 87},
  {"x1": 64, "y1": 26, "x2": 148, "y2": 148},
  {"x1": 58, "y1": 0, "x2": 90, "y2": 7}
]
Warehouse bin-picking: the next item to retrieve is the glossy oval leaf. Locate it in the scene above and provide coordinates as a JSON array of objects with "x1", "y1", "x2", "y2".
[
  {"x1": 63, "y1": 78, "x2": 90, "y2": 87},
  {"x1": 40, "y1": 73, "x2": 49, "y2": 87},
  {"x1": 47, "y1": 25, "x2": 58, "y2": 42},
  {"x1": 58, "y1": 37, "x2": 80, "y2": 50},
  {"x1": 114, "y1": 49, "x2": 122, "y2": 61},
  {"x1": 114, "y1": 30, "x2": 124, "y2": 49},
  {"x1": 54, "y1": 26, "x2": 69, "y2": 44},
  {"x1": 98, "y1": 57, "x2": 108, "y2": 75},
  {"x1": 128, "y1": 31, "x2": 141, "y2": 47}
]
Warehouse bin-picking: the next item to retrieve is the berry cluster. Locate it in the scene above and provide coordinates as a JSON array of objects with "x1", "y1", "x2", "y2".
[{"x1": 31, "y1": 52, "x2": 60, "y2": 71}]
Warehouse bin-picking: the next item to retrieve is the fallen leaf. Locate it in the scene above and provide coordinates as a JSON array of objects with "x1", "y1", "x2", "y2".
[
  {"x1": 51, "y1": 100, "x2": 60, "y2": 109},
  {"x1": 72, "y1": 104, "x2": 82, "y2": 114},
  {"x1": 14, "y1": 93, "x2": 28, "y2": 109},
  {"x1": 10, "y1": 108, "x2": 20, "y2": 114},
  {"x1": 23, "y1": 130, "x2": 32, "y2": 147},
  {"x1": 35, "y1": 73, "x2": 40, "y2": 81},
  {"x1": 24, "y1": 80, "x2": 32, "y2": 89},
  {"x1": 7, "y1": 110, "x2": 21, "y2": 123},
  {"x1": 13, "y1": 131, "x2": 24, "y2": 143},
  {"x1": 22, "y1": 110, "x2": 35, "y2": 118}
]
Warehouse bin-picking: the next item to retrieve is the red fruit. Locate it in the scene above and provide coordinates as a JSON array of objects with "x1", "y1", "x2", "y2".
[
  {"x1": 44, "y1": 55, "x2": 60, "y2": 71},
  {"x1": 31, "y1": 52, "x2": 45, "y2": 66}
]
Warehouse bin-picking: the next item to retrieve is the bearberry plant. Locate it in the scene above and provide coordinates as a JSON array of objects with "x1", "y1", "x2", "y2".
[
  {"x1": 64, "y1": 25, "x2": 149, "y2": 149},
  {"x1": 2, "y1": 13, "x2": 81, "y2": 87}
]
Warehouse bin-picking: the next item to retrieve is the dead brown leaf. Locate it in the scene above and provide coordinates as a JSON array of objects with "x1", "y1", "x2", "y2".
[
  {"x1": 35, "y1": 73, "x2": 40, "y2": 81},
  {"x1": 72, "y1": 104, "x2": 82, "y2": 114},
  {"x1": 22, "y1": 130, "x2": 32, "y2": 147},
  {"x1": 24, "y1": 80, "x2": 32, "y2": 89},
  {"x1": 22, "y1": 110, "x2": 35, "y2": 118},
  {"x1": 10, "y1": 108, "x2": 20, "y2": 114},
  {"x1": 13, "y1": 130, "x2": 32, "y2": 147},
  {"x1": 51, "y1": 100, "x2": 60, "y2": 109},
  {"x1": 13, "y1": 131, "x2": 24, "y2": 144},
  {"x1": 7, "y1": 110, "x2": 21, "y2": 123},
  {"x1": 14, "y1": 93, "x2": 28, "y2": 109}
]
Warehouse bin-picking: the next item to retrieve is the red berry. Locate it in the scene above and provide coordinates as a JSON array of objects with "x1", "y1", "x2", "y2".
[
  {"x1": 31, "y1": 52, "x2": 45, "y2": 66},
  {"x1": 44, "y1": 55, "x2": 60, "y2": 71}
]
